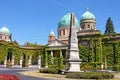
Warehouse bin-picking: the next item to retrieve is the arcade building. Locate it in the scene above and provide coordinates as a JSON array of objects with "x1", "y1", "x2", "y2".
[
  {"x1": 46, "y1": 8, "x2": 120, "y2": 68},
  {"x1": 46, "y1": 8, "x2": 101, "y2": 64},
  {"x1": 0, "y1": 8, "x2": 120, "y2": 69}
]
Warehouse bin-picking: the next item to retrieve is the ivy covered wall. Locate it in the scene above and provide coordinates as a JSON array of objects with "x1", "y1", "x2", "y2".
[
  {"x1": 0, "y1": 41, "x2": 44, "y2": 67},
  {"x1": 78, "y1": 34, "x2": 120, "y2": 71}
]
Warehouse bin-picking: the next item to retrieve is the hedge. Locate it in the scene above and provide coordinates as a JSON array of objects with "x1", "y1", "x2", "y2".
[
  {"x1": 66, "y1": 72, "x2": 114, "y2": 79},
  {"x1": 39, "y1": 68, "x2": 62, "y2": 74}
]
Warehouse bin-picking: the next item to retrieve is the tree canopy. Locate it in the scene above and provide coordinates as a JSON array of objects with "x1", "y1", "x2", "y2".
[{"x1": 104, "y1": 17, "x2": 116, "y2": 34}]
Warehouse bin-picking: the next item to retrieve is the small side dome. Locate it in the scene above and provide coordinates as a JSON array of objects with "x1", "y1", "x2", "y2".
[
  {"x1": 81, "y1": 9, "x2": 96, "y2": 21},
  {"x1": 0, "y1": 25, "x2": 10, "y2": 34},
  {"x1": 58, "y1": 13, "x2": 79, "y2": 28},
  {"x1": 49, "y1": 30, "x2": 55, "y2": 36}
]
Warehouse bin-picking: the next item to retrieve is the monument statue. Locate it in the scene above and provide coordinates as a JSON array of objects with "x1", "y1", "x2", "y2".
[{"x1": 65, "y1": 13, "x2": 82, "y2": 72}]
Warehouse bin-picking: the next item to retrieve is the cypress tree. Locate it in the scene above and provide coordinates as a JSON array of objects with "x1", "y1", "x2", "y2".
[{"x1": 104, "y1": 17, "x2": 116, "y2": 34}]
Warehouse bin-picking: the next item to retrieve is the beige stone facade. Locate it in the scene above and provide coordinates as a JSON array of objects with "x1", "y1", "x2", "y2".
[
  {"x1": 58, "y1": 26, "x2": 70, "y2": 43},
  {"x1": 0, "y1": 33, "x2": 11, "y2": 42},
  {"x1": 80, "y1": 19, "x2": 96, "y2": 30}
]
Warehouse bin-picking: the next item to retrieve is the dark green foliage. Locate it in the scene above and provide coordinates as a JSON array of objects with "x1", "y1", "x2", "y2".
[
  {"x1": 24, "y1": 42, "x2": 42, "y2": 47},
  {"x1": 39, "y1": 68, "x2": 62, "y2": 74},
  {"x1": 0, "y1": 41, "x2": 43, "y2": 67},
  {"x1": 102, "y1": 42, "x2": 120, "y2": 70},
  {"x1": 79, "y1": 46, "x2": 89, "y2": 62},
  {"x1": 102, "y1": 43, "x2": 114, "y2": 66},
  {"x1": 66, "y1": 72, "x2": 114, "y2": 79},
  {"x1": 44, "y1": 51, "x2": 48, "y2": 67},
  {"x1": 80, "y1": 62, "x2": 94, "y2": 71},
  {"x1": 79, "y1": 37, "x2": 103, "y2": 69},
  {"x1": 79, "y1": 34, "x2": 120, "y2": 71},
  {"x1": 104, "y1": 17, "x2": 116, "y2": 34},
  {"x1": 113, "y1": 64, "x2": 120, "y2": 71},
  {"x1": 48, "y1": 57, "x2": 65, "y2": 70},
  {"x1": 58, "y1": 55, "x2": 64, "y2": 69},
  {"x1": 12, "y1": 40, "x2": 19, "y2": 46}
]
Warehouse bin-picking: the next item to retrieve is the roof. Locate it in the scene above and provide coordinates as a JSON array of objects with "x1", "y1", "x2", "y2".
[{"x1": 58, "y1": 13, "x2": 79, "y2": 28}]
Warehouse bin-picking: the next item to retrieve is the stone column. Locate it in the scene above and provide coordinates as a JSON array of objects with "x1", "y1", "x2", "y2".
[
  {"x1": 104, "y1": 57, "x2": 107, "y2": 69},
  {"x1": 60, "y1": 50, "x2": 62, "y2": 58},
  {"x1": 101, "y1": 64, "x2": 104, "y2": 71},
  {"x1": 28, "y1": 55, "x2": 32, "y2": 68},
  {"x1": 4, "y1": 56, "x2": 7, "y2": 67},
  {"x1": 44, "y1": 51, "x2": 48, "y2": 68},
  {"x1": 51, "y1": 50, "x2": 53, "y2": 64},
  {"x1": 19, "y1": 56, "x2": 23, "y2": 68},
  {"x1": 11, "y1": 56, "x2": 15, "y2": 67},
  {"x1": 59, "y1": 50, "x2": 64, "y2": 68},
  {"x1": 38, "y1": 55, "x2": 41, "y2": 69}
]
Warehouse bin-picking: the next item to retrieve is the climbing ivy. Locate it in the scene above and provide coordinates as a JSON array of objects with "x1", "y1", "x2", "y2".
[
  {"x1": 0, "y1": 41, "x2": 44, "y2": 67},
  {"x1": 79, "y1": 34, "x2": 120, "y2": 71}
]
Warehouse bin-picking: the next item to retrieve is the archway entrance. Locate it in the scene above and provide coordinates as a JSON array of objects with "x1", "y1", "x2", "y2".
[
  {"x1": 7, "y1": 48, "x2": 13, "y2": 61},
  {"x1": 22, "y1": 53, "x2": 26, "y2": 67}
]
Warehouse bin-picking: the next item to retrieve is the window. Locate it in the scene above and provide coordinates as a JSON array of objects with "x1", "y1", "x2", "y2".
[
  {"x1": 5, "y1": 36, "x2": 6, "y2": 39},
  {"x1": 59, "y1": 30, "x2": 61, "y2": 36},
  {"x1": 88, "y1": 24, "x2": 90, "y2": 27},
  {"x1": 82, "y1": 25, "x2": 84, "y2": 29},
  {"x1": 93, "y1": 25, "x2": 95, "y2": 29},
  {"x1": 63, "y1": 29, "x2": 65, "y2": 35},
  {"x1": 0, "y1": 36, "x2": 2, "y2": 39}
]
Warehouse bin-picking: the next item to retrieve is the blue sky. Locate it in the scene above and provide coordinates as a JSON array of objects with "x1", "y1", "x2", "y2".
[{"x1": 0, "y1": 0, "x2": 119, "y2": 45}]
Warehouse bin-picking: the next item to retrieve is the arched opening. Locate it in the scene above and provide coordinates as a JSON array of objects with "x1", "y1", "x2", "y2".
[
  {"x1": 32, "y1": 53, "x2": 39, "y2": 65},
  {"x1": 22, "y1": 53, "x2": 26, "y2": 67},
  {"x1": 7, "y1": 48, "x2": 13, "y2": 61}
]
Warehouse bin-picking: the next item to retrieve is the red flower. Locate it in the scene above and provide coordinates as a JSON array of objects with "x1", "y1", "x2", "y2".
[{"x1": 0, "y1": 74, "x2": 19, "y2": 80}]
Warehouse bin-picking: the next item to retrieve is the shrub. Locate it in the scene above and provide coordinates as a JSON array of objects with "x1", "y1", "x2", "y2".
[
  {"x1": 39, "y1": 68, "x2": 62, "y2": 74},
  {"x1": 66, "y1": 72, "x2": 114, "y2": 79},
  {"x1": 113, "y1": 65, "x2": 120, "y2": 71}
]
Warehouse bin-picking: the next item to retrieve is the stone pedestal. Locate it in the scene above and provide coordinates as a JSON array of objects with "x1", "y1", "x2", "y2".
[
  {"x1": 38, "y1": 56, "x2": 41, "y2": 69},
  {"x1": 65, "y1": 13, "x2": 82, "y2": 72},
  {"x1": 4, "y1": 56, "x2": 7, "y2": 67},
  {"x1": 66, "y1": 60, "x2": 81, "y2": 72}
]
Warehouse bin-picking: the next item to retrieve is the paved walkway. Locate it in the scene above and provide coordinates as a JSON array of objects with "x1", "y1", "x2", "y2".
[
  {"x1": 0, "y1": 68, "x2": 48, "y2": 80},
  {"x1": 18, "y1": 70, "x2": 76, "y2": 80},
  {"x1": 1, "y1": 65, "x2": 120, "y2": 80},
  {"x1": 19, "y1": 70, "x2": 120, "y2": 80}
]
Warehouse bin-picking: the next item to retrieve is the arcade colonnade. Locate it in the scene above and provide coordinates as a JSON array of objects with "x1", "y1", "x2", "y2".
[
  {"x1": 3, "y1": 48, "x2": 67, "y2": 69},
  {"x1": 3, "y1": 54, "x2": 42, "y2": 69},
  {"x1": 44, "y1": 48, "x2": 67, "y2": 68}
]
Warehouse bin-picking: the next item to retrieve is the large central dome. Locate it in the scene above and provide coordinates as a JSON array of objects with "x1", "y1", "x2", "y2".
[{"x1": 58, "y1": 13, "x2": 79, "y2": 28}]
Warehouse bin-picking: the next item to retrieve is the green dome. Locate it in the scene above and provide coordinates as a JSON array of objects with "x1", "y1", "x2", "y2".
[
  {"x1": 81, "y1": 10, "x2": 96, "y2": 21},
  {"x1": 58, "y1": 13, "x2": 79, "y2": 28},
  {"x1": 0, "y1": 25, "x2": 10, "y2": 34}
]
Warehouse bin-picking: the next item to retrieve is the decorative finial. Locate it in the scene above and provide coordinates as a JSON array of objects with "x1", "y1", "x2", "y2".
[
  {"x1": 3, "y1": 24, "x2": 7, "y2": 27},
  {"x1": 67, "y1": 8, "x2": 70, "y2": 13},
  {"x1": 86, "y1": 5, "x2": 89, "y2": 11}
]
